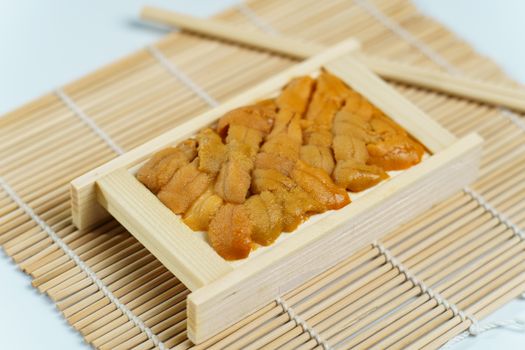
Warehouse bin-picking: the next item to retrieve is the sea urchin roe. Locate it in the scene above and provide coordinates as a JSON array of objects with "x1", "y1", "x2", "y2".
[
  {"x1": 266, "y1": 109, "x2": 303, "y2": 143},
  {"x1": 214, "y1": 141, "x2": 254, "y2": 204},
  {"x1": 303, "y1": 124, "x2": 333, "y2": 148},
  {"x1": 251, "y1": 168, "x2": 296, "y2": 194},
  {"x1": 136, "y1": 140, "x2": 197, "y2": 194},
  {"x1": 332, "y1": 135, "x2": 369, "y2": 163},
  {"x1": 276, "y1": 76, "x2": 315, "y2": 115},
  {"x1": 262, "y1": 110, "x2": 303, "y2": 162},
  {"x1": 333, "y1": 159, "x2": 389, "y2": 192},
  {"x1": 305, "y1": 71, "x2": 350, "y2": 124},
  {"x1": 208, "y1": 204, "x2": 253, "y2": 260},
  {"x1": 157, "y1": 159, "x2": 212, "y2": 214},
  {"x1": 367, "y1": 135, "x2": 425, "y2": 170},
  {"x1": 136, "y1": 71, "x2": 425, "y2": 260},
  {"x1": 226, "y1": 124, "x2": 263, "y2": 158},
  {"x1": 274, "y1": 187, "x2": 325, "y2": 232},
  {"x1": 216, "y1": 105, "x2": 274, "y2": 136},
  {"x1": 183, "y1": 188, "x2": 223, "y2": 231},
  {"x1": 196, "y1": 128, "x2": 227, "y2": 175},
  {"x1": 254, "y1": 152, "x2": 296, "y2": 177},
  {"x1": 244, "y1": 191, "x2": 283, "y2": 246},
  {"x1": 292, "y1": 160, "x2": 350, "y2": 210},
  {"x1": 299, "y1": 144, "x2": 335, "y2": 176}
]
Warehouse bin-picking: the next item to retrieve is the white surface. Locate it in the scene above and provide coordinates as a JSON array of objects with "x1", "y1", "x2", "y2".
[
  {"x1": 0, "y1": 0, "x2": 239, "y2": 116},
  {"x1": 0, "y1": 1, "x2": 524, "y2": 349},
  {"x1": 415, "y1": 0, "x2": 525, "y2": 83}
]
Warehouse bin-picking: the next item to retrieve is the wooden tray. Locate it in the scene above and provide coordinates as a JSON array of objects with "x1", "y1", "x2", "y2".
[{"x1": 70, "y1": 40, "x2": 483, "y2": 343}]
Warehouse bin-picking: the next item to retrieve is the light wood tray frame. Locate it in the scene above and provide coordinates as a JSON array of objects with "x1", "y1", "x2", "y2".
[{"x1": 70, "y1": 40, "x2": 483, "y2": 343}]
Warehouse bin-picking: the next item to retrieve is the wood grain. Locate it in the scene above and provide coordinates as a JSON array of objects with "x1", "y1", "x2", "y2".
[
  {"x1": 74, "y1": 50, "x2": 483, "y2": 343},
  {"x1": 1, "y1": 0, "x2": 523, "y2": 348},
  {"x1": 70, "y1": 38, "x2": 360, "y2": 230},
  {"x1": 96, "y1": 168, "x2": 232, "y2": 291},
  {"x1": 142, "y1": 6, "x2": 525, "y2": 113},
  {"x1": 187, "y1": 132, "x2": 482, "y2": 343}
]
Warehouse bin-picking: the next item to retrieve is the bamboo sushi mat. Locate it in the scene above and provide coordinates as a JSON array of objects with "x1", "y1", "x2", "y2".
[{"x1": 1, "y1": 0, "x2": 525, "y2": 349}]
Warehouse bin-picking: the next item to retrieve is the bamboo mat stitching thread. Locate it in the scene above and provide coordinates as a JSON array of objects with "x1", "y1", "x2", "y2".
[
  {"x1": 222, "y1": 4, "x2": 525, "y2": 345},
  {"x1": 56, "y1": 83, "x2": 168, "y2": 348},
  {"x1": 55, "y1": 88, "x2": 125, "y2": 154},
  {"x1": 237, "y1": 2, "x2": 279, "y2": 35},
  {"x1": 373, "y1": 241, "x2": 481, "y2": 335},
  {"x1": 1, "y1": 2, "x2": 520, "y2": 348},
  {"x1": 58, "y1": 4, "x2": 525, "y2": 347},
  {"x1": 352, "y1": 0, "x2": 459, "y2": 73},
  {"x1": 148, "y1": 38, "x2": 334, "y2": 347},
  {"x1": 350, "y1": 0, "x2": 525, "y2": 258},
  {"x1": 464, "y1": 187, "x2": 525, "y2": 241},
  {"x1": 349, "y1": 0, "x2": 525, "y2": 237},
  {"x1": 238, "y1": 0, "x2": 525, "y2": 309},
  {"x1": 500, "y1": 109, "x2": 525, "y2": 132},
  {"x1": 463, "y1": 187, "x2": 525, "y2": 297},
  {"x1": 352, "y1": 0, "x2": 525, "y2": 133},
  {"x1": 275, "y1": 296, "x2": 332, "y2": 350},
  {"x1": 240, "y1": 0, "x2": 525, "y2": 133},
  {"x1": 354, "y1": 2, "x2": 525, "y2": 345},
  {"x1": 147, "y1": 45, "x2": 220, "y2": 107},
  {"x1": 442, "y1": 318, "x2": 525, "y2": 349},
  {"x1": 0, "y1": 176, "x2": 167, "y2": 350},
  {"x1": 152, "y1": 40, "x2": 343, "y2": 347}
]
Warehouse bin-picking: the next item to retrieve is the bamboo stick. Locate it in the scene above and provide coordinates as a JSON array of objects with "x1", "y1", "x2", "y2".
[
  {"x1": 141, "y1": 6, "x2": 525, "y2": 113},
  {"x1": 141, "y1": 6, "x2": 334, "y2": 59},
  {"x1": 0, "y1": 0, "x2": 524, "y2": 349}
]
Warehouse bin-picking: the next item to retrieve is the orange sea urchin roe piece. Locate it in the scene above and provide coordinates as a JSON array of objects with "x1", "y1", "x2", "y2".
[
  {"x1": 183, "y1": 188, "x2": 223, "y2": 231},
  {"x1": 215, "y1": 141, "x2": 254, "y2": 204},
  {"x1": 196, "y1": 128, "x2": 227, "y2": 175},
  {"x1": 365, "y1": 113, "x2": 424, "y2": 170},
  {"x1": 292, "y1": 160, "x2": 350, "y2": 210},
  {"x1": 157, "y1": 159, "x2": 212, "y2": 214},
  {"x1": 276, "y1": 76, "x2": 315, "y2": 115},
  {"x1": 274, "y1": 187, "x2": 325, "y2": 232},
  {"x1": 137, "y1": 140, "x2": 197, "y2": 193},
  {"x1": 226, "y1": 124, "x2": 264, "y2": 158},
  {"x1": 367, "y1": 135, "x2": 424, "y2": 170},
  {"x1": 216, "y1": 105, "x2": 274, "y2": 136},
  {"x1": 262, "y1": 110, "x2": 303, "y2": 162},
  {"x1": 299, "y1": 144, "x2": 335, "y2": 175},
  {"x1": 332, "y1": 135, "x2": 369, "y2": 163},
  {"x1": 136, "y1": 147, "x2": 179, "y2": 193},
  {"x1": 254, "y1": 152, "x2": 296, "y2": 177},
  {"x1": 244, "y1": 191, "x2": 283, "y2": 246},
  {"x1": 251, "y1": 168, "x2": 296, "y2": 194},
  {"x1": 251, "y1": 166, "x2": 324, "y2": 232},
  {"x1": 333, "y1": 159, "x2": 388, "y2": 192},
  {"x1": 138, "y1": 72, "x2": 427, "y2": 260},
  {"x1": 208, "y1": 204, "x2": 253, "y2": 260}
]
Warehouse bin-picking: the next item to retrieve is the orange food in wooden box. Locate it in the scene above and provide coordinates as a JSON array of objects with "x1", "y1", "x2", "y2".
[{"x1": 137, "y1": 71, "x2": 424, "y2": 260}]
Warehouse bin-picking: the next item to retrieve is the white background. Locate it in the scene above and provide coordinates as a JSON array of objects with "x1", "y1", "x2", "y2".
[{"x1": 1, "y1": 1, "x2": 524, "y2": 349}]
